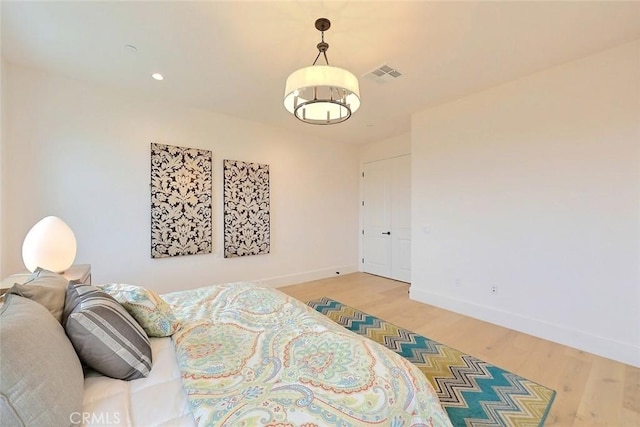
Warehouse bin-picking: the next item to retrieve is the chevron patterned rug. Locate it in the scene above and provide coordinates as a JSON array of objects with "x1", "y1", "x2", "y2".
[{"x1": 307, "y1": 297, "x2": 556, "y2": 427}]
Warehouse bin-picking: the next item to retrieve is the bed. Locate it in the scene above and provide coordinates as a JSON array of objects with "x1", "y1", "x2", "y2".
[{"x1": 0, "y1": 270, "x2": 452, "y2": 427}]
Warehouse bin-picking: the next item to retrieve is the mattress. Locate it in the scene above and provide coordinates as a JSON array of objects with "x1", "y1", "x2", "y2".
[{"x1": 81, "y1": 337, "x2": 195, "y2": 427}]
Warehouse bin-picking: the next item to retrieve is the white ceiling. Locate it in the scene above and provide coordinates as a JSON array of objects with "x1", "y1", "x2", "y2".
[{"x1": 2, "y1": 1, "x2": 640, "y2": 145}]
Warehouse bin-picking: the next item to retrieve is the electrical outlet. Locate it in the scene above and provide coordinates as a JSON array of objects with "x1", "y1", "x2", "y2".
[{"x1": 491, "y1": 285, "x2": 498, "y2": 294}]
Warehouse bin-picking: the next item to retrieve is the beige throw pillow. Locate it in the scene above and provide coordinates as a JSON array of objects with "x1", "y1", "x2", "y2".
[
  {"x1": 0, "y1": 294, "x2": 84, "y2": 426},
  {"x1": 6, "y1": 268, "x2": 69, "y2": 322}
]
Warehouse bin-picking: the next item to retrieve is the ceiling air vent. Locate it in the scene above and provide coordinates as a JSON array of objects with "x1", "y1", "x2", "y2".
[{"x1": 363, "y1": 64, "x2": 402, "y2": 84}]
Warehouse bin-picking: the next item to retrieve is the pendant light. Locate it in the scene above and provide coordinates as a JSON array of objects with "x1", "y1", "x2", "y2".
[{"x1": 284, "y1": 18, "x2": 361, "y2": 125}]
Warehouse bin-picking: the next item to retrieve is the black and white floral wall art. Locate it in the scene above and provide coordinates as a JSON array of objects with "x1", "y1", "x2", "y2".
[
  {"x1": 150, "y1": 143, "x2": 213, "y2": 258},
  {"x1": 223, "y1": 159, "x2": 270, "y2": 257}
]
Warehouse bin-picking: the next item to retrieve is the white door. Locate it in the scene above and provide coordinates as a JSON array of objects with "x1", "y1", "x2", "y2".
[
  {"x1": 362, "y1": 160, "x2": 392, "y2": 278},
  {"x1": 361, "y1": 155, "x2": 411, "y2": 282},
  {"x1": 390, "y1": 155, "x2": 411, "y2": 282}
]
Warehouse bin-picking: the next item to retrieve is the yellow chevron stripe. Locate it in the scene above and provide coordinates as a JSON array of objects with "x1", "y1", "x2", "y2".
[{"x1": 500, "y1": 382, "x2": 556, "y2": 426}]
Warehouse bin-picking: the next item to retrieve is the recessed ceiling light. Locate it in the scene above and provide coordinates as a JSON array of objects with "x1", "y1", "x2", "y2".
[{"x1": 152, "y1": 73, "x2": 164, "y2": 81}]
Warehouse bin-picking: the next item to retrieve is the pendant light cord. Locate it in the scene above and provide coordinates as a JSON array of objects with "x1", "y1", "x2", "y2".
[{"x1": 312, "y1": 31, "x2": 330, "y2": 66}]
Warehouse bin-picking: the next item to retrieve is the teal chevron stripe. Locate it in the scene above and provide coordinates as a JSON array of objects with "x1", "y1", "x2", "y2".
[
  {"x1": 308, "y1": 298, "x2": 556, "y2": 427},
  {"x1": 446, "y1": 364, "x2": 526, "y2": 424}
]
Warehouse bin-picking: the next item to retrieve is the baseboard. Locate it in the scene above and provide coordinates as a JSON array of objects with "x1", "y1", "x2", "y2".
[
  {"x1": 410, "y1": 288, "x2": 640, "y2": 368},
  {"x1": 258, "y1": 265, "x2": 359, "y2": 288}
]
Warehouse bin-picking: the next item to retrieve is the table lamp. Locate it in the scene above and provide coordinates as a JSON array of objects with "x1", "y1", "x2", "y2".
[{"x1": 22, "y1": 216, "x2": 77, "y2": 273}]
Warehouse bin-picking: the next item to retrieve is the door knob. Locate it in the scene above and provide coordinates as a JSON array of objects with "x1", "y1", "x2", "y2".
[{"x1": 382, "y1": 231, "x2": 391, "y2": 235}]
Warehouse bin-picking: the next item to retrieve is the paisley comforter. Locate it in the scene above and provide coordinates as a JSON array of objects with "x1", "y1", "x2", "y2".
[{"x1": 162, "y1": 283, "x2": 452, "y2": 427}]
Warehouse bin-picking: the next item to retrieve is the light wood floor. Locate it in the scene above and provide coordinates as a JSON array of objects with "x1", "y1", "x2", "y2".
[{"x1": 279, "y1": 272, "x2": 640, "y2": 427}]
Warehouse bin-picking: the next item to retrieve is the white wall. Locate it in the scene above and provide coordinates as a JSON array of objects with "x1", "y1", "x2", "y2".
[
  {"x1": 1, "y1": 63, "x2": 360, "y2": 293},
  {"x1": 411, "y1": 40, "x2": 640, "y2": 367},
  {"x1": 360, "y1": 132, "x2": 411, "y2": 164}
]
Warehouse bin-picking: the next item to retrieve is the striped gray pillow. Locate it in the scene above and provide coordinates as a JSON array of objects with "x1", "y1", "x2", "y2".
[{"x1": 63, "y1": 282, "x2": 152, "y2": 380}]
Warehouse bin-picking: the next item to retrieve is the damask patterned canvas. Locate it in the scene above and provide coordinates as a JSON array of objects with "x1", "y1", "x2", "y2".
[
  {"x1": 223, "y1": 159, "x2": 270, "y2": 257},
  {"x1": 150, "y1": 143, "x2": 212, "y2": 258}
]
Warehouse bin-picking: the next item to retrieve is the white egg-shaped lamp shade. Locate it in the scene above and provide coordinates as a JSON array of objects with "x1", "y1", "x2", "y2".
[{"x1": 22, "y1": 216, "x2": 77, "y2": 273}]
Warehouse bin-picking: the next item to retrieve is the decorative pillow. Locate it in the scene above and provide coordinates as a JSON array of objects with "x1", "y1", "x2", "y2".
[
  {"x1": 6, "y1": 267, "x2": 68, "y2": 322},
  {"x1": 63, "y1": 282, "x2": 152, "y2": 380},
  {"x1": 0, "y1": 294, "x2": 84, "y2": 426},
  {"x1": 100, "y1": 283, "x2": 180, "y2": 337}
]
